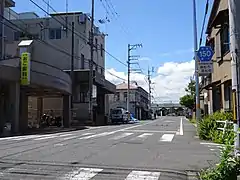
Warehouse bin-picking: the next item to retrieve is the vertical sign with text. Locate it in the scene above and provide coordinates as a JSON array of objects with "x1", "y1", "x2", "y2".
[{"x1": 20, "y1": 52, "x2": 31, "y2": 85}]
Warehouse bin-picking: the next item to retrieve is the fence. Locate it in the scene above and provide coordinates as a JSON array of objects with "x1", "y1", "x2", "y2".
[{"x1": 216, "y1": 120, "x2": 234, "y2": 138}]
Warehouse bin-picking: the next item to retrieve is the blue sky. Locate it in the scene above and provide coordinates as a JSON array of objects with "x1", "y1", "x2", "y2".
[{"x1": 13, "y1": 0, "x2": 213, "y2": 75}]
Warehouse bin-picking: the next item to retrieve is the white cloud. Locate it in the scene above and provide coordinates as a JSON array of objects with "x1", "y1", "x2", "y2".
[{"x1": 105, "y1": 60, "x2": 195, "y2": 103}]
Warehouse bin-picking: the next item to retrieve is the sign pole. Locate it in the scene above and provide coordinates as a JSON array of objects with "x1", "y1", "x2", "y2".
[{"x1": 193, "y1": 0, "x2": 201, "y2": 124}]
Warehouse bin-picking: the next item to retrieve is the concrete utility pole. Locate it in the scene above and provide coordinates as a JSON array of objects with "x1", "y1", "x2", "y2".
[
  {"x1": 192, "y1": 0, "x2": 201, "y2": 123},
  {"x1": 89, "y1": 0, "x2": 95, "y2": 124},
  {"x1": 147, "y1": 67, "x2": 154, "y2": 112},
  {"x1": 127, "y1": 44, "x2": 142, "y2": 112},
  {"x1": 228, "y1": 0, "x2": 240, "y2": 155},
  {"x1": 1, "y1": 0, "x2": 5, "y2": 60},
  {"x1": 71, "y1": 21, "x2": 74, "y2": 110}
]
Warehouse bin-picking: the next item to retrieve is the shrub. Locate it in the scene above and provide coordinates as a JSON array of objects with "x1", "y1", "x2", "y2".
[
  {"x1": 198, "y1": 111, "x2": 234, "y2": 144},
  {"x1": 200, "y1": 144, "x2": 240, "y2": 180}
]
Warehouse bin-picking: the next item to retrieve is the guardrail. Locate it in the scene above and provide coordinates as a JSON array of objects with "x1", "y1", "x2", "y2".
[{"x1": 216, "y1": 120, "x2": 234, "y2": 138}]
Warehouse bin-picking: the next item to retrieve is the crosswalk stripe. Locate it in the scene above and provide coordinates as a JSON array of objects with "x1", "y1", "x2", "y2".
[
  {"x1": 64, "y1": 168, "x2": 103, "y2": 180},
  {"x1": 63, "y1": 136, "x2": 78, "y2": 140},
  {"x1": 79, "y1": 132, "x2": 115, "y2": 140},
  {"x1": 137, "y1": 133, "x2": 153, "y2": 138},
  {"x1": 130, "y1": 133, "x2": 153, "y2": 141},
  {"x1": 34, "y1": 135, "x2": 58, "y2": 141},
  {"x1": 159, "y1": 134, "x2": 175, "y2": 142},
  {"x1": 81, "y1": 132, "x2": 94, "y2": 136},
  {"x1": 125, "y1": 170, "x2": 161, "y2": 180},
  {"x1": 59, "y1": 134, "x2": 73, "y2": 137},
  {"x1": 109, "y1": 133, "x2": 133, "y2": 140}
]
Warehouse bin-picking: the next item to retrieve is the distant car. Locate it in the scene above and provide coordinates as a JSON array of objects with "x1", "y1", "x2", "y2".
[
  {"x1": 128, "y1": 115, "x2": 140, "y2": 124},
  {"x1": 110, "y1": 108, "x2": 129, "y2": 124}
]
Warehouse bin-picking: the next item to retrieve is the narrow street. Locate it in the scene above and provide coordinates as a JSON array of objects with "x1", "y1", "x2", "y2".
[{"x1": 0, "y1": 117, "x2": 219, "y2": 179}]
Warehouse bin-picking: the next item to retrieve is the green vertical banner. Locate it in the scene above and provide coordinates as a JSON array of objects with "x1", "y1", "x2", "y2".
[{"x1": 20, "y1": 52, "x2": 31, "y2": 85}]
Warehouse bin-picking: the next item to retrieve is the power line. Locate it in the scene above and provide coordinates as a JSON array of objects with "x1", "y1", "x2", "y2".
[
  {"x1": 199, "y1": 0, "x2": 210, "y2": 46},
  {"x1": 3, "y1": 16, "x2": 125, "y2": 83},
  {"x1": 31, "y1": 0, "x2": 127, "y2": 67}
]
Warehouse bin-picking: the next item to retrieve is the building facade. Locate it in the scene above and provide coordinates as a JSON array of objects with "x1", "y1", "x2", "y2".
[
  {"x1": 2, "y1": 5, "x2": 115, "y2": 132},
  {"x1": 108, "y1": 82, "x2": 149, "y2": 120},
  {"x1": 200, "y1": 0, "x2": 232, "y2": 115}
]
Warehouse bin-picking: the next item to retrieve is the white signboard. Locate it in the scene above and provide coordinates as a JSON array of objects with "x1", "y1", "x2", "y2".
[
  {"x1": 198, "y1": 62, "x2": 213, "y2": 75},
  {"x1": 92, "y1": 85, "x2": 97, "y2": 98}
]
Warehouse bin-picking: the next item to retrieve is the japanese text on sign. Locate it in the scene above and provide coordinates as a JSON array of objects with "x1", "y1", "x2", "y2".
[
  {"x1": 20, "y1": 52, "x2": 31, "y2": 85},
  {"x1": 198, "y1": 63, "x2": 213, "y2": 75}
]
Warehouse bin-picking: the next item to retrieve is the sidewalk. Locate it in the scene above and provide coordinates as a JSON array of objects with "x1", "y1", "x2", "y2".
[
  {"x1": 0, "y1": 125, "x2": 89, "y2": 138},
  {"x1": 167, "y1": 117, "x2": 220, "y2": 172}
]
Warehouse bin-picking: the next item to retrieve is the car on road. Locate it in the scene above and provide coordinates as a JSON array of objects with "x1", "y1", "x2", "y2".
[{"x1": 110, "y1": 108, "x2": 129, "y2": 124}]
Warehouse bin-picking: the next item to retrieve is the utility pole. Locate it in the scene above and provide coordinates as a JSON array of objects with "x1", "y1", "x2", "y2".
[
  {"x1": 192, "y1": 0, "x2": 200, "y2": 124},
  {"x1": 147, "y1": 67, "x2": 154, "y2": 112},
  {"x1": 228, "y1": 0, "x2": 240, "y2": 156},
  {"x1": 1, "y1": 0, "x2": 5, "y2": 60},
  {"x1": 127, "y1": 44, "x2": 142, "y2": 112},
  {"x1": 89, "y1": 0, "x2": 94, "y2": 124},
  {"x1": 71, "y1": 21, "x2": 74, "y2": 111}
]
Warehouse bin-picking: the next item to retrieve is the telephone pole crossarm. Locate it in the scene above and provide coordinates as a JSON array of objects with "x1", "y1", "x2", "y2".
[{"x1": 127, "y1": 43, "x2": 142, "y2": 113}]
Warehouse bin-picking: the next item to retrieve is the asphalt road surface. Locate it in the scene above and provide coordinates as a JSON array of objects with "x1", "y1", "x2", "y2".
[{"x1": 0, "y1": 116, "x2": 220, "y2": 180}]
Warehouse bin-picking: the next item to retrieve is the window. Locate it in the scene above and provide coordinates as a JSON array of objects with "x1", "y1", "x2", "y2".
[
  {"x1": 220, "y1": 25, "x2": 230, "y2": 57},
  {"x1": 224, "y1": 84, "x2": 232, "y2": 111},
  {"x1": 81, "y1": 54, "x2": 85, "y2": 69},
  {"x1": 14, "y1": 31, "x2": 20, "y2": 41},
  {"x1": 100, "y1": 44, "x2": 103, "y2": 57},
  {"x1": 124, "y1": 92, "x2": 127, "y2": 101},
  {"x1": 101, "y1": 68, "x2": 103, "y2": 75},
  {"x1": 115, "y1": 92, "x2": 120, "y2": 101},
  {"x1": 95, "y1": 38, "x2": 98, "y2": 46},
  {"x1": 49, "y1": 28, "x2": 61, "y2": 39},
  {"x1": 80, "y1": 92, "x2": 88, "y2": 103}
]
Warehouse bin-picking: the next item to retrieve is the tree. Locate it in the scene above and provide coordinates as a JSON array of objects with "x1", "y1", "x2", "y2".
[{"x1": 179, "y1": 79, "x2": 196, "y2": 109}]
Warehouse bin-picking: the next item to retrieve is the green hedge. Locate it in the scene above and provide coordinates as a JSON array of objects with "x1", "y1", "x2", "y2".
[
  {"x1": 198, "y1": 111, "x2": 234, "y2": 145},
  {"x1": 200, "y1": 145, "x2": 240, "y2": 180},
  {"x1": 198, "y1": 111, "x2": 240, "y2": 179}
]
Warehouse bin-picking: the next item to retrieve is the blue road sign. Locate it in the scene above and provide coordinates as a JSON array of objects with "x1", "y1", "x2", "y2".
[{"x1": 197, "y1": 46, "x2": 214, "y2": 62}]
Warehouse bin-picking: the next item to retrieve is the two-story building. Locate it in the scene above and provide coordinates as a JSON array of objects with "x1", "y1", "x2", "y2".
[
  {"x1": 0, "y1": 3, "x2": 115, "y2": 134},
  {"x1": 108, "y1": 82, "x2": 149, "y2": 120},
  {"x1": 200, "y1": 0, "x2": 232, "y2": 115}
]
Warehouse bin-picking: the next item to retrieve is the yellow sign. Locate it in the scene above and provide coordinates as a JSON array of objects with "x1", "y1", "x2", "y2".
[{"x1": 20, "y1": 52, "x2": 30, "y2": 85}]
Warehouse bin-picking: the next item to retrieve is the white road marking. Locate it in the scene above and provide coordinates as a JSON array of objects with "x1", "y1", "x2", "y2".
[
  {"x1": 179, "y1": 118, "x2": 184, "y2": 135},
  {"x1": 164, "y1": 120, "x2": 174, "y2": 123},
  {"x1": 13, "y1": 135, "x2": 41, "y2": 141},
  {"x1": 200, "y1": 142, "x2": 222, "y2": 146},
  {"x1": 63, "y1": 135, "x2": 78, "y2": 140},
  {"x1": 65, "y1": 168, "x2": 103, "y2": 180},
  {"x1": 130, "y1": 133, "x2": 153, "y2": 141},
  {"x1": 125, "y1": 170, "x2": 161, "y2": 180},
  {"x1": 81, "y1": 132, "x2": 94, "y2": 136},
  {"x1": 54, "y1": 143, "x2": 64, "y2": 147},
  {"x1": 109, "y1": 133, "x2": 133, "y2": 140},
  {"x1": 160, "y1": 134, "x2": 175, "y2": 142},
  {"x1": 34, "y1": 135, "x2": 58, "y2": 141},
  {"x1": 137, "y1": 133, "x2": 153, "y2": 138},
  {"x1": 122, "y1": 129, "x2": 177, "y2": 133},
  {"x1": 78, "y1": 121, "x2": 157, "y2": 140},
  {"x1": 59, "y1": 133, "x2": 73, "y2": 137},
  {"x1": 79, "y1": 132, "x2": 115, "y2": 140},
  {"x1": 210, "y1": 148, "x2": 219, "y2": 151}
]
